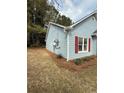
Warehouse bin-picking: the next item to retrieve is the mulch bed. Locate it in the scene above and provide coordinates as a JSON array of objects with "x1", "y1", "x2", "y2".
[{"x1": 45, "y1": 49, "x2": 97, "y2": 72}]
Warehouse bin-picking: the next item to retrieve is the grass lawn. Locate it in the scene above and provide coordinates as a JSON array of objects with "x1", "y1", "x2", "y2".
[{"x1": 27, "y1": 48, "x2": 97, "y2": 93}]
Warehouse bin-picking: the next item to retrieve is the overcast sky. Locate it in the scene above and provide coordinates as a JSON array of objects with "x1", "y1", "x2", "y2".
[{"x1": 50, "y1": 0, "x2": 97, "y2": 22}]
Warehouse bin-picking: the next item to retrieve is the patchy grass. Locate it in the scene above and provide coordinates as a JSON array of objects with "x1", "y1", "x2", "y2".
[{"x1": 27, "y1": 48, "x2": 97, "y2": 93}]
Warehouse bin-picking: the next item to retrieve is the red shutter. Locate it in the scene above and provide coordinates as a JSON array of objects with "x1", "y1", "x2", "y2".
[
  {"x1": 75, "y1": 36, "x2": 78, "y2": 53},
  {"x1": 88, "y1": 38, "x2": 91, "y2": 52}
]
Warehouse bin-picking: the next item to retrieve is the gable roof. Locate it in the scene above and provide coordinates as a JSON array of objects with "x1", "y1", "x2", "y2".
[
  {"x1": 70, "y1": 10, "x2": 97, "y2": 28},
  {"x1": 45, "y1": 22, "x2": 66, "y2": 41},
  {"x1": 48, "y1": 10, "x2": 97, "y2": 31},
  {"x1": 46, "y1": 10, "x2": 97, "y2": 41}
]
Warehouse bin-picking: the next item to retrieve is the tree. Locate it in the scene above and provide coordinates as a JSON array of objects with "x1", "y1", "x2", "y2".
[
  {"x1": 27, "y1": 0, "x2": 48, "y2": 26},
  {"x1": 50, "y1": 0, "x2": 63, "y2": 10},
  {"x1": 27, "y1": 0, "x2": 72, "y2": 47},
  {"x1": 56, "y1": 15, "x2": 72, "y2": 26}
]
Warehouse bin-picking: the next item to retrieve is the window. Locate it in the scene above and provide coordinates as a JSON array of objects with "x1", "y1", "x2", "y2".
[
  {"x1": 78, "y1": 37, "x2": 83, "y2": 51},
  {"x1": 84, "y1": 38, "x2": 88, "y2": 51},
  {"x1": 78, "y1": 37, "x2": 88, "y2": 52}
]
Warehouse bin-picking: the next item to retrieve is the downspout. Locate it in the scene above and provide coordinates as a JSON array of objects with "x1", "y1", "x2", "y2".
[
  {"x1": 67, "y1": 31, "x2": 69, "y2": 61},
  {"x1": 66, "y1": 26, "x2": 73, "y2": 61}
]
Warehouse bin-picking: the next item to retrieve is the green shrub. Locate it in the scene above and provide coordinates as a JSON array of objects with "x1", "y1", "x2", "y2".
[
  {"x1": 57, "y1": 54, "x2": 63, "y2": 59},
  {"x1": 74, "y1": 59, "x2": 82, "y2": 65}
]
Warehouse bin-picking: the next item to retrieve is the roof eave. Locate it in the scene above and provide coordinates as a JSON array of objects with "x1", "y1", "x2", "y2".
[
  {"x1": 71, "y1": 10, "x2": 97, "y2": 27},
  {"x1": 49, "y1": 22, "x2": 65, "y2": 29}
]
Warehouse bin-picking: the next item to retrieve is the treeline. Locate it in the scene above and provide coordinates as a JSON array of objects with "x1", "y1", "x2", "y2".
[{"x1": 27, "y1": 0, "x2": 72, "y2": 47}]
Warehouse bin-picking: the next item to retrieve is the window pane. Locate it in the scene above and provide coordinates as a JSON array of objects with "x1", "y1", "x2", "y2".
[
  {"x1": 84, "y1": 38, "x2": 87, "y2": 44},
  {"x1": 79, "y1": 44, "x2": 82, "y2": 51},
  {"x1": 78, "y1": 37, "x2": 83, "y2": 51},
  {"x1": 84, "y1": 44, "x2": 87, "y2": 51},
  {"x1": 84, "y1": 38, "x2": 87, "y2": 51},
  {"x1": 79, "y1": 37, "x2": 83, "y2": 44}
]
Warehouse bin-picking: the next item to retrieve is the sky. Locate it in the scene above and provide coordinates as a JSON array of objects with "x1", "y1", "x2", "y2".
[{"x1": 50, "y1": 0, "x2": 97, "y2": 22}]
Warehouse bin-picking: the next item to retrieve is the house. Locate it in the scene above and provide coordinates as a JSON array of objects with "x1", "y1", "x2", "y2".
[{"x1": 46, "y1": 10, "x2": 97, "y2": 61}]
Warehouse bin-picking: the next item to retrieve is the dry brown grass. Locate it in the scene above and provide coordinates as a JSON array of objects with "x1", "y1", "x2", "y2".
[{"x1": 27, "y1": 48, "x2": 97, "y2": 93}]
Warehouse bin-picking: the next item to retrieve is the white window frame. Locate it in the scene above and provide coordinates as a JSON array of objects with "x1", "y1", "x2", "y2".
[{"x1": 78, "y1": 37, "x2": 88, "y2": 53}]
